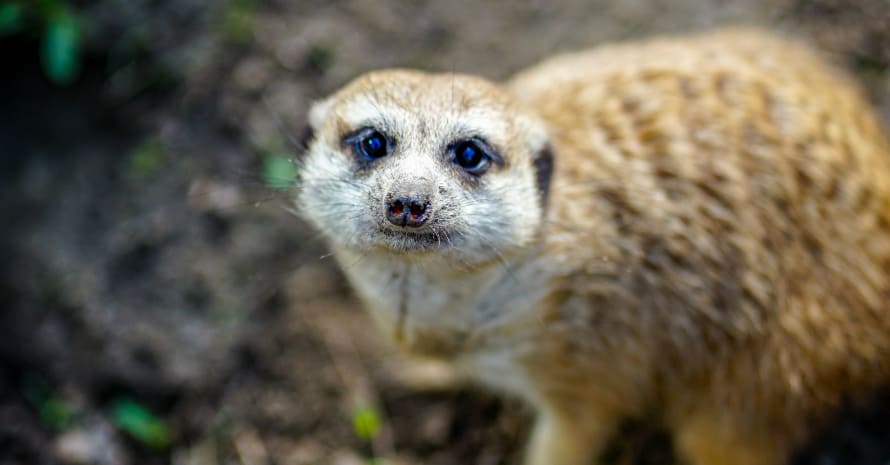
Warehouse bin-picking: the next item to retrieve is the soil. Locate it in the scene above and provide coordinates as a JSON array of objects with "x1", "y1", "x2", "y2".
[{"x1": 1, "y1": 1, "x2": 889, "y2": 464}]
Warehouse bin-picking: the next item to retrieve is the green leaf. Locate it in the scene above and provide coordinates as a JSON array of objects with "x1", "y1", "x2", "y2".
[
  {"x1": 111, "y1": 398, "x2": 172, "y2": 450},
  {"x1": 0, "y1": 3, "x2": 24, "y2": 36},
  {"x1": 42, "y1": 9, "x2": 80, "y2": 85},
  {"x1": 40, "y1": 397, "x2": 78, "y2": 430},
  {"x1": 219, "y1": 0, "x2": 255, "y2": 43},
  {"x1": 352, "y1": 404, "x2": 381, "y2": 441},
  {"x1": 127, "y1": 138, "x2": 166, "y2": 177},
  {"x1": 20, "y1": 376, "x2": 78, "y2": 431},
  {"x1": 262, "y1": 154, "x2": 298, "y2": 190}
]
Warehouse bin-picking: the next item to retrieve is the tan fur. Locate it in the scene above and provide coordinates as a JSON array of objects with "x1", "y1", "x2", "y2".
[{"x1": 297, "y1": 29, "x2": 890, "y2": 465}]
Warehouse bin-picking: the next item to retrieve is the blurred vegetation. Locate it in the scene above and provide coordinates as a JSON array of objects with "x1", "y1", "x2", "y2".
[
  {"x1": 0, "y1": 0, "x2": 81, "y2": 84},
  {"x1": 127, "y1": 138, "x2": 167, "y2": 179},
  {"x1": 111, "y1": 397, "x2": 174, "y2": 450},
  {"x1": 217, "y1": 0, "x2": 256, "y2": 44},
  {"x1": 21, "y1": 375, "x2": 174, "y2": 450},
  {"x1": 352, "y1": 403, "x2": 382, "y2": 442},
  {"x1": 1, "y1": 0, "x2": 222, "y2": 98},
  {"x1": 21, "y1": 375, "x2": 80, "y2": 431},
  {"x1": 262, "y1": 153, "x2": 299, "y2": 189}
]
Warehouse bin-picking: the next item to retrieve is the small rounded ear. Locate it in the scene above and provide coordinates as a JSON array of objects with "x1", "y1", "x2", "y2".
[
  {"x1": 297, "y1": 98, "x2": 334, "y2": 158},
  {"x1": 533, "y1": 142, "x2": 555, "y2": 208},
  {"x1": 308, "y1": 97, "x2": 333, "y2": 131}
]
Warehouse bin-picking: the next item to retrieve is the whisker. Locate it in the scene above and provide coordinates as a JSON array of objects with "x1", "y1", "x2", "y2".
[
  {"x1": 262, "y1": 95, "x2": 311, "y2": 156},
  {"x1": 476, "y1": 234, "x2": 519, "y2": 283}
]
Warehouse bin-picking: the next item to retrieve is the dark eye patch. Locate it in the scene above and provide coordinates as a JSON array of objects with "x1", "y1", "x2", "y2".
[{"x1": 533, "y1": 143, "x2": 555, "y2": 207}]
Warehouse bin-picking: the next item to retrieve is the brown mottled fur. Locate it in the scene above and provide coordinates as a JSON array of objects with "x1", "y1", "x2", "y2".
[
  {"x1": 511, "y1": 29, "x2": 890, "y2": 465},
  {"x1": 299, "y1": 29, "x2": 890, "y2": 465}
]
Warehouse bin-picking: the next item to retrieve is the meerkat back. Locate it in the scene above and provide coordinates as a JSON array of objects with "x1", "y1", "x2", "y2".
[{"x1": 507, "y1": 29, "x2": 890, "y2": 465}]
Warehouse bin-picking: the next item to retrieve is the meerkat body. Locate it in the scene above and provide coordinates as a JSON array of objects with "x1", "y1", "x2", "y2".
[{"x1": 297, "y1": 29, "x2": 890, "y2": 465}]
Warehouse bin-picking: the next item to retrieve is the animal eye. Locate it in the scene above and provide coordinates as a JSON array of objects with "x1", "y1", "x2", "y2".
[
  {"x1": 354, "y1": 129, "x2": 390, "y2": 160},
  {"x1": 453, "y1": 139, "x2": 491, "y2": 174}
]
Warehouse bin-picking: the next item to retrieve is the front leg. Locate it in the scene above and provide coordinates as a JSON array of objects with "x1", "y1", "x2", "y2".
[
  {"x1": 525, "y1": 409, "x2": 619, "y2": 465},
  {"x1": 675, "y1": 411, "x2": 789, "y2": 465}
]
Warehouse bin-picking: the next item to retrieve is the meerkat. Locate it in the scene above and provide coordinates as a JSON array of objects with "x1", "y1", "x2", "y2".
[{"x1": 295, "y1": 28, "x2": 890, "y2": 465}]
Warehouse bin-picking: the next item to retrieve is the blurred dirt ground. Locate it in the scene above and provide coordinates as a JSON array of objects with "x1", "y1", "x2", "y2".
[{"x1": 1, "y1": 1, "x2": 889, "y2": 464}]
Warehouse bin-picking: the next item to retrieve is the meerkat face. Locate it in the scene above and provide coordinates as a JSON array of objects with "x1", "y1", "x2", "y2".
[{"x1": 297, "y1": 70, "x2": 553, "y2": 266}]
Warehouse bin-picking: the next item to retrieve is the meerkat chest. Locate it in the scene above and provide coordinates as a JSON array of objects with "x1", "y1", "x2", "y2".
[
  {"x1": 335, "y1": 249, "x2": 548, "y2": 404},
  {"x1": 336, "y1": 252, "x2": 486, "y2": 335}
]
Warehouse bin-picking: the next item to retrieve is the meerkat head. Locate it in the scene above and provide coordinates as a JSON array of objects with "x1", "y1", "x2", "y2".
[{"x1": 297, "y1": 70, "x2": 553, "y2": 267}]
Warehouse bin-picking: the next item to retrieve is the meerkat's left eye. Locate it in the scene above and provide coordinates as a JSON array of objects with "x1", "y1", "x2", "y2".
[
  {"x1": 353, "y1": 129, "x2": 390, "y2": 160},
  {"x1": 452, "y1": 139, "x2": 492, "y2": 175}
]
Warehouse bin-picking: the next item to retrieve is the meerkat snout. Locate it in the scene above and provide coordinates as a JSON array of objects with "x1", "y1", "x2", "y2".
[{"x1": 384, "y1": 181, "x2": 433, "y2": 228}]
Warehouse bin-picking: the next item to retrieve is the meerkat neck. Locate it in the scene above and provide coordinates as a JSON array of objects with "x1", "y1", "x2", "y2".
[{"x1": 334, "y1": 246, "x2": 548, "y2": 358}]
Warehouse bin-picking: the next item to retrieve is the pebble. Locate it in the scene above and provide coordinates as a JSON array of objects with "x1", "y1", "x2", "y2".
[{"x1": 54, "y1": 423, "x2": 127, "y2": 465}]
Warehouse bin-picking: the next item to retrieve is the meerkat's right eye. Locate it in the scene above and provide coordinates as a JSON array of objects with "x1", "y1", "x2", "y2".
[
  {"x1": 451, "y1": 138, "x2": 497, "y2": 175},
  {"x1": 349, "y1": 128, "x2": 390, "y2": 161}
]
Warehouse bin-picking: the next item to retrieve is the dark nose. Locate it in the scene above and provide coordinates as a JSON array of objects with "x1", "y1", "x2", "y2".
[{"x1": 386, "y1": 193, "x2": 430, "y2": 228}]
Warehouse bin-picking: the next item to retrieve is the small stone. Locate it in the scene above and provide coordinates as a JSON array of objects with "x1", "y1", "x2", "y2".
[
  {"x1": 53, "y1": 423, "x2": 127, "y2": 465},
  {"x1": 387, "y1": 358, "x2": 460, "y2": 391},
  {"x1": 274, "y1": 35, "x2": 310, "y2": 71},
  {"x1": 55, "y1": 430, "x2": 94, "y2": 464},
  {"x1": 283, "y1": 439, "x2": 325, "y2": 464},
  {"x1": 328, "y1": 449, "x2": 364, "y2": 465},
  {"x1": 187, "y1": 177, "x2": 244, "y2": 212},
  {"x1": 171, "y1": 437, "x2": 217, "y2": 465},
  {"x1": 233, "y1": 428, "x2": 269, "y2": 465},
  {"x1": 419, "y1": 403, "x2": 453, "y2": 444},
  {"x1": 233, "y1": 57, "x2": 274, "y2": 94}
]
